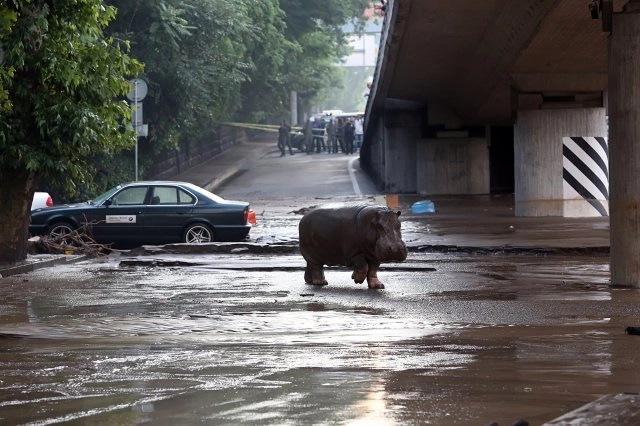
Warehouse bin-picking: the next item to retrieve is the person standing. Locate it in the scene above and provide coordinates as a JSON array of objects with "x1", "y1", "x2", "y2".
[
  {"x1": 277, "y1": 121, "x2": 289, "y2": 156},
  {"x1": 343, "y1": 118, "x2": 356, "y2": 155},
  {"x1": 325, "y1": 118, "x2": 336, "y2": 153},
  {"x1": 354, "y1": 115, "x2": 364, "y2": 152},
  {"x1": 303, "y1": 119, "x2": 313, "y2": 154},
  {"x1": 336, "y1": 118, "x2": 345, "y2": 153},
  {"x1": 311, "y1": 116, "x2": 325, "y2": 153},
  {"x1": 278, "y1": 121, "x2": 294, "y2": 156}
]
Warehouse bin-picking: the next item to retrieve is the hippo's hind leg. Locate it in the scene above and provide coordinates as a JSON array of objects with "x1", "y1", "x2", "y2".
[
  {"x1": 365, "y1": 261, "x2": 385, "y2": 289},
  {"x1": 305, "y1": 262, "x2": 328, "y2": 286},
  {"x1": 350, "y1": 254, "x2": 369, "y2": 284}
]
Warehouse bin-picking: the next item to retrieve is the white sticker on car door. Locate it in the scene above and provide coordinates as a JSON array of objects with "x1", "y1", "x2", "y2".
[{"x1": 106, "y1": 215, "x2": 137, "y2": 224}]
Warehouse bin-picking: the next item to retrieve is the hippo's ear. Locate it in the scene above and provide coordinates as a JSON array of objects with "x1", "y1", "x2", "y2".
[{"x1": 395, "y1": 210, "x2": 401, "y2": 217}]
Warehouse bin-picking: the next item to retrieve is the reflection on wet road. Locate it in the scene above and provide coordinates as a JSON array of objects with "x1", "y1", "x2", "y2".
[{"x1": 1, "y1": 253, "x2": 639, "y2": 425}]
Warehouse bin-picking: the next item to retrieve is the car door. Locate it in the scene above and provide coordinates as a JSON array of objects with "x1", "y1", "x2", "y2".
[
  {"x1": 143, "y1": 185, "x2": 197, "y2": 244},
  {"x1": 89, "y1": 185, "x2": 150, "y2": 245}
]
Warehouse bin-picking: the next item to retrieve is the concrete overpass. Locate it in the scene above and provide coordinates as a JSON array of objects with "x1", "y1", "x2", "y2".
[{"x1": 361, "y1": 0, "x2": 640, "y2": 286}]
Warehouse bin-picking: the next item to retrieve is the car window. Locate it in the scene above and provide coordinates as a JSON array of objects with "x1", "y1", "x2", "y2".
[
  {"x1": 178, "y1": 188, "x2": 196, "y2": 204},
  {"x1": 112, "y1": 186, "x2": 148, "y2": 205},
  {"x1": 152, "y1": 186, "x2": 196, "y2": 205},
  {"x1": 182, "y1": 183, "x2": 225, "y2": 203}
]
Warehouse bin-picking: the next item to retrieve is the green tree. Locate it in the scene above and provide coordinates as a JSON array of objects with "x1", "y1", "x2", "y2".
[
  {"x1": 0, "y1": 0, "x2": 142, "y2": 263},
  {"x1": 238, "y1": 0, "x2": 296, "y2": 123},
  {"x1": 104, "y1": 0, "x2": 369, "y2": 161},
  {"x1": 107, "y1": 0, "x2": 256, "y2": 155},
  {"x1": 276, "y1": 0, "x2": 370, "y2": 117}
]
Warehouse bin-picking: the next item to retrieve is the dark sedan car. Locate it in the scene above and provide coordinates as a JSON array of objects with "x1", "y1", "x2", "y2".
[{"x1": 29, "y1": 181, "x2": 252, "y2": 246}]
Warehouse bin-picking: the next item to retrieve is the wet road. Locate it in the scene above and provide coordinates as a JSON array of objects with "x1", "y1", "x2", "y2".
[{"x1": 2, "y1": 146, "x2": 639, "y2": 425}]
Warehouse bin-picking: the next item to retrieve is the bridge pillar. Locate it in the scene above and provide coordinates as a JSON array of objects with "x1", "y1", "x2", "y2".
[
  {"x1": 514, "y1": 108, "x2": 607, "y2": 216},
  {"x1": 382, "y1": 110, "x2": 420, "y2": 194},
  {"x1": 609, "y1": 6, "x2": 640, "y2": 287}
]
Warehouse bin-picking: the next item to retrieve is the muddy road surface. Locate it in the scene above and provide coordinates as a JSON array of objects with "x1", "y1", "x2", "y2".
[{"x1": 1, "y1": 251, "x2": 638, "y2": 425}]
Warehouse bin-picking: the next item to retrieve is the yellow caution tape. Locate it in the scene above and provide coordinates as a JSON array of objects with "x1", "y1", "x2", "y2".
[{"x1": 222, "y1": 122, "x2": 303, "y2": 133}]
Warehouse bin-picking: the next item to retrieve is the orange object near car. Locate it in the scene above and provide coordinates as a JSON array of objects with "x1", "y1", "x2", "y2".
[{"x1": 248, "y1": 209, "x2": 257, "y2": 225}]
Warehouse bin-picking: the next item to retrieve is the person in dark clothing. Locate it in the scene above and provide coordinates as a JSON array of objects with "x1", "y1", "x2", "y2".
[
  {"x1": 303, "y1": 119, "x2": 313, "y2": 154},
  {"x1": 278, "y1": 121, "x2": 294, "y2": 156},
  {"x1": 343, "y1": 119, "x2": 356, "y2": 155},
  {"x1": 311, "y1": 117, "x2": 326, "y2": 153},
  {"x1": 325, "y1": 118, "x2": 336, "y2": 153},
  {"x1": 335, "y1": 118, "x2": 345, "y2": 153}
]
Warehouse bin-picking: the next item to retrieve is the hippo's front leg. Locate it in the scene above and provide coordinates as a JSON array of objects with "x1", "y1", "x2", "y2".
[
  {"x1": 304, "y1": 262, "x2": 328, "y2": 286},
  {"x1": 365, "y1": 261, "x2": 385, "y2": 289},
  {"x1": 350, "y1": 254, "x2": 369, "y2": 284}
]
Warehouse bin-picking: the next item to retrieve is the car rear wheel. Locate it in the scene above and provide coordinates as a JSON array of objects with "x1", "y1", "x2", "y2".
[
  {"x1": 183, "y1": 223, "x2": 213, "y2": 243},
  {"x1": 48, "y1": 222, "x2": 75, "y2": 245}
]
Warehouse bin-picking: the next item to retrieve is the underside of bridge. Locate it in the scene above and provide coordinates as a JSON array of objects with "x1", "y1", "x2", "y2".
[
  {"x1": 368, "y1": 0, "x2": 626, "y2": 124},
  {"x1": 362, "y1": 0, "x2": 640, "y2": 286},
  {"x1": 363, "y1": 0, "x2": 629, "y2": 199}
]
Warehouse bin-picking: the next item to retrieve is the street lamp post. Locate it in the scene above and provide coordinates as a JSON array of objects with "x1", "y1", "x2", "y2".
[{"x1": 126, "y1": 78, "x2": 148, "y2": 181}]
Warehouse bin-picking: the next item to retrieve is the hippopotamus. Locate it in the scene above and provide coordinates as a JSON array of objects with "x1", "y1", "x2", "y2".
[{"x1": 298, "y1": 205, "x2": 408, "y2": 289}]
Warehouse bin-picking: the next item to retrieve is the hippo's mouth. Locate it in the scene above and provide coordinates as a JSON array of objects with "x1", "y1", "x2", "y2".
[{"x1": 376, "y1": 245, "x2": 408, "y2": 262}]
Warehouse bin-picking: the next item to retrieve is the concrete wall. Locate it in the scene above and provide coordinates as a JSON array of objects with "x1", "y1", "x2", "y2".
[
  {"x1": 514, "y1": 108, "x2": 607, "y2": 216},
  {"x1": 362, "y1": 108, "x2": 491, "y2": 195},
  {"x1": 152, "y1": 126, "x2": 244, "y2": 180},
  {"x1": 381, "y1": 110, "x2": 420, "y2": 193},
  {"x1": 383, "y1": 127, "x2": 418, "y2": 193},
  {"x1": 417, "y1": 137, "x2": 489, "y2": 195},
  {"x1": 360, "y1": 117, "x2": 386, "y2": 191}
]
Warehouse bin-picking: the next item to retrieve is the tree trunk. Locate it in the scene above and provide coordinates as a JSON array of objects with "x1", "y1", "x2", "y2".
[{"x1": 0, "y1": 169, "x2": 38, "y2": 264}]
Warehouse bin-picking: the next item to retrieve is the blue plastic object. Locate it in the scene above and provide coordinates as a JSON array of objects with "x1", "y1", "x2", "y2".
[{"x1": 411, "y1": 200, "x2": 435, "y2": 214}]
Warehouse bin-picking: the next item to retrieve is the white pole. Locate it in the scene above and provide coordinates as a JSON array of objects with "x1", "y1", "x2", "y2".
[
  {"x1": 290, "y1": 91, "x2": 298, "y2": 125},
  {"x1": 134, "y1": 81, "x2": 138, "y2": 181}
]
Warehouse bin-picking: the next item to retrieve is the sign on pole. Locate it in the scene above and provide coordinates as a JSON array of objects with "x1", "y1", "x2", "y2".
[{"x1": 127, "y1": 78, "x2": 148, "y2": 181}]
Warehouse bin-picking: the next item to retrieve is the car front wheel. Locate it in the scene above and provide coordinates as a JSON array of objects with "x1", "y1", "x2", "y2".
[
  {"x1": 183, "y1": 223, "x2": 213, "y2": 243},
  {"x1": 48, "y1": 222, "x2": 76, "y2": 245}
]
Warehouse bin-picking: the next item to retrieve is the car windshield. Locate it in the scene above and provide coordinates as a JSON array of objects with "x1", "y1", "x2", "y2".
[{"x1": 89, "y1": 184, "x2": 125, "y2": 205}]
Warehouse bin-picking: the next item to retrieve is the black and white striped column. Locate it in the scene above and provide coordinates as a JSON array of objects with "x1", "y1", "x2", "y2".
[{"x1": 562, "y1": 136, "x2": 609, "y2": 217}]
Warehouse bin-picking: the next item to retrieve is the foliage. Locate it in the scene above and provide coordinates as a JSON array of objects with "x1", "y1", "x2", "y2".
[
  {"x1": 106, "y1": 0, "x2": 256, "y2": 155},
  {"x1": 0, "y1": 5, "x2": 17, "y2": 110},
  {"x1": 274, "y1": 0, "x2": 370, "y2": 118},
  {"x1": 319, "y1": 67, "x2": 374, "y2": 113},
  {"x1": 0, "y1": 0, "x2": 142, "y2": 263},
  {"x1": 106, "y1": 0, "x2": 371, "y2": 144},
  {"x1": 238, "y1": 0, "x2": 296, "y2": 123},
  {"x1": 0, "y1": 0, "x2": 142, "y2": 193}
]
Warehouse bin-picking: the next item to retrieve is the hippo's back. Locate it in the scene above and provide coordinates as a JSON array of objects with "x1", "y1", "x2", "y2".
[{"x1": 298, "y1": 206, "x2": 366, "y2": 265}]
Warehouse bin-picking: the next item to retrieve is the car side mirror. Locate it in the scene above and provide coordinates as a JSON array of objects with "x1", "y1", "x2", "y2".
[{"x1": 103, "y1": 199, "x2": 112, "y2": 207}]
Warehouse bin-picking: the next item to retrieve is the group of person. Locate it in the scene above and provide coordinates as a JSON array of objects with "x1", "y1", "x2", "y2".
[
  {"x1": 277, "y1": 114, "x2": 364, "y2": 157},
  {"x1": 303, "y1": 115, "x2": 364, "y2": 155}
]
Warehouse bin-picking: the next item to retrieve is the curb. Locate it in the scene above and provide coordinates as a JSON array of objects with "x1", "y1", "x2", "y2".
[{"x1": 0, "y1": 254, "x2": 87, "y2": 278}]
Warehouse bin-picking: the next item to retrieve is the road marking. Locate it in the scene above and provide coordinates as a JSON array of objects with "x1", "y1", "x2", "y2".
[{"x1": 348, "y1": 157, "x2": 362, "y2": 197}]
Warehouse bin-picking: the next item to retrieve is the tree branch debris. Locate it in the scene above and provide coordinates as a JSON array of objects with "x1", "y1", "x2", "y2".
[{"x1": 28, "y1": 221, "x2": 118, "y2": 257}]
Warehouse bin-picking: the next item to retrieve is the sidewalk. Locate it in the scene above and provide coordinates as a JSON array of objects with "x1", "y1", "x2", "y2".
[{"x1": 171, "y1": 134, "x2": 277, "y2": 193}]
